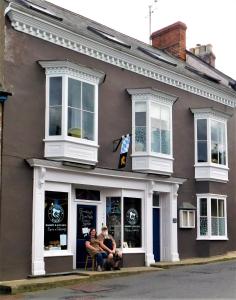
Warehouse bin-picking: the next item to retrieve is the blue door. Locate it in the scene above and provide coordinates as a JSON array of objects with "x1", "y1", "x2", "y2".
[
  {"x1": 153, "y1": 208, "x2": 160, "y2": 261},
  {"x1": 76, "y1": 205, "x2": 97, "y2": 268}
]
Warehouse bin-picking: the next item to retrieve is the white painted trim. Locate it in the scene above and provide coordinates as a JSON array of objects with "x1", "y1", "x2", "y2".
[{"x1": 6, "y1": 5, "x2": 236, "y2": 108}]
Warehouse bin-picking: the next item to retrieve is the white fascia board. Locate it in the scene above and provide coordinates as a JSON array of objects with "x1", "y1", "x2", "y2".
[{"x1": 5, "y1": 4, "x2": 236, "y2": 108}]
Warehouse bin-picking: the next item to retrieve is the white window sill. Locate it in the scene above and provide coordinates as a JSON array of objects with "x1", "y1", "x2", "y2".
[
  {"x1": 44, "y1": 250, "x2": 73, "y2": 257},
  {"x1": 195, "y1": 163, "x2": 229, "y2": 182},
  {"x1": 132, "y1": 153, "x2": 173, "y2": 175},
  {"x1": 197, "y1": 236, "x2": 228, "y2": 241},
  {"x1": 44, "y1": 138, "x2": 99, "y2": 165}
]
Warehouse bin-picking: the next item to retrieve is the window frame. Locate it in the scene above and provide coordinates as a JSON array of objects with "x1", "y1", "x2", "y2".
[
  {"x1": 192, "y1": 108, "x2": 230, "y2": 182},
  {"x1": 179, "y1": 210, "x2": 195, "y2": 228},
  {"x1": 45, "y1": 73, "x2": 98, "y2": 146},
  {"x1": 196, "y1": 194, "x2": 228, "y2": 240},
  {"x1": 128, "y1": 88, "x2": 176, "y2": 175},
  {"x1": 194, "y1": 117, "x2": 228, "y2": 167},
  {"x1": 39, "y1": 61, "x2": 105, "y2": 165}
]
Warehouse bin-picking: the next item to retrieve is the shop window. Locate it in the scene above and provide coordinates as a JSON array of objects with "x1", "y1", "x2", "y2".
[
  {"x1": 123, "y1": 197, "x2": 142, "y2": 248},
  {"x1": 106, "y1": 197, "x2": 121, "y2": 248},
  {"x1": 44, "y1": 191, "x2": 68, "y2": 251}
]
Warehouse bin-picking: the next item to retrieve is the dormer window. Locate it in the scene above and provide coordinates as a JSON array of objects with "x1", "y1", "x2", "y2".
[
  {"x1": 127, "y1": 88, "x2": 177, "y2": 175},
  {"x1": 191, "y1": 108, "x2": 230, "y2": 182},
  {"x1": 39, "y1": 60, "x2": 105, "y2": 165}
]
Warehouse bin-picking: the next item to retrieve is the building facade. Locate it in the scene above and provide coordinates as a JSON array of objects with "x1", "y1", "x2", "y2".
[{"x1": 0, "y1": 0, "x2": 236, "y2": 280}]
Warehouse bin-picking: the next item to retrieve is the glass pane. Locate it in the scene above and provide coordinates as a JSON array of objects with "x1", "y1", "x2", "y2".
[
  {"x1": 161, "y1": 107, "x2": 170, "y2": 131},
  {"x1": 218, "y1": 200, "x2": 225, "y2": 217},
  {"x1": 197, "y1": 141, "x2": 208, "y2": 162},
  {"x1": 182, "y1": 211, "x2": 188, "y2": 227},
  {"x1": 136, "y1": 112, "x2": 146, "y2": 126},
  {"x1": 106, "y1": 197, "x2": 121, "y2": 248},
  {"x1": 189, "y1": 211, "x2": 194, "y2": 227},
  {"x1": 135, "y1": 127, "x2": 146, "y2": 151},
  {"x1": 200, "y1": 216, "x2": 208, "y2": 236},
  {"x1": 82, "y1": 82, "x2": 95, "y2": 112},
  {"x1": 211, "y1": 120, "x2": 219, "y2": 143},
  {"x1": 44, "y1": 191, "x2": 68, "y2": 250},
  {"x1": 211, "y1": 142, "x2": 219, "y2": 163},
  {"x1": 197, "y1": 119, "x2": 207, "y2": 140},
  {"x1": 161, "y1": 130, "x2": 170, "y2": 154},
  {"x1": 49, "y1": 106, "x2": 61, "y2": 136},
  {"x1": 211, "y1": 198, "x2": 218, "y2": 217},
  {"x1": 151, "y1": 127, "x2": 160, "y2": 153},
  {"x1": 123, "y1": 197, "x2": 142, "y2": 248},
  {"x1": 200, "y1": 198, "x2": 207, "y2": 216},
  {"x1": 219, "y1": 218, "x2": 225, "y2": 236},
  {"x1": 152, "y1": 192, "x2": 159, "y2": 207},
  {"x1": 76, "y1": 189, "x2": 100, "y2": 201},
  {"x1": 49, "y1": 77, "x2": 62, "y2": 106},
  {"x1": 219, "y1": 145, "x2": 226, "y2": 165},
  {"x1": 68, "y1": 107, "x2": 81, "y2": 138},
  {"x1": 82, "y1": 111, "x2": 94, "y2": 140},
  {"x1": 68, "y1": 78, "x2": 81, "y2": 109},
  {"x1": 211, "y1": 217, "x2": 218, "y2": 235}
]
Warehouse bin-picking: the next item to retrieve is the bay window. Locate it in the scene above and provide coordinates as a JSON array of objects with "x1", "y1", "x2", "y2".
[
  {"x1": 192, "y1": 108, "x2": 230, "y2": 182},
  {"x1": 39, "y1": 60, "x2": 105, "y2": 165},
  {"x1": 197, "y1": 194, "x2": 227, "y2": 240},
  {"x1": 128, "y1": 88, "x2": 177, "y2": 175}
]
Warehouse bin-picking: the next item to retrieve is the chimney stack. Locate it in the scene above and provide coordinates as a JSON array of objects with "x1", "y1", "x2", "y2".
[
  {"x1": 189, "y1": 44, "x2": 216, "y2": 67},
  {"x1": 151, "y1": 21, "x2": 187, "y2": 60}
]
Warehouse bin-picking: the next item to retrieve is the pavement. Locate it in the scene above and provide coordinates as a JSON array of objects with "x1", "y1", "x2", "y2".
[{"x1": 1, "y1": 251, "x2": 236, "y2": 295}]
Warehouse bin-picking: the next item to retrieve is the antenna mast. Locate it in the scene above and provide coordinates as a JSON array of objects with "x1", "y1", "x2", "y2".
[{"x1": 148, "y1": 0, "x2": 158, "y2": 44}]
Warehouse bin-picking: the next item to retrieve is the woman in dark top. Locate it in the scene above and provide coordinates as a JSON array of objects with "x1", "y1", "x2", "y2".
[{"x1": 85, "y1": 228, "x2": 107, "y2": 271}]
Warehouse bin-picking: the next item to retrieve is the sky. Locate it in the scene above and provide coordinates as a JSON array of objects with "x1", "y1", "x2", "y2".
[{"x1": 47, "y1": 0, "x2": 236, "y2": 79}]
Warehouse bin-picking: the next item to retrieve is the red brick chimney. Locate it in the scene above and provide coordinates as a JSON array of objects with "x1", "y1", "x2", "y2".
[{"x1": 151, "y1": 21, "x2": 187, "y2": 60}]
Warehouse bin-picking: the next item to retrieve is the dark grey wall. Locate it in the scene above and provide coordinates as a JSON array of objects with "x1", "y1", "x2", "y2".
[{"x1": 1, "y1": 20, "x2": 236, "y2": 279}]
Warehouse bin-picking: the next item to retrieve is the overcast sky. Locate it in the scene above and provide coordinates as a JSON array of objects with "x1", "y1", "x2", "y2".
[{"x1": 48, "y1": 0, "x2": 236, "y2": 79}]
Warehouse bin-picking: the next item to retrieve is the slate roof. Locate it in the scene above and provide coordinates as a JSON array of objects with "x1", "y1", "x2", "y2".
[{"x1": 5, "y1": 0, "x2": 236, "y2": 96}]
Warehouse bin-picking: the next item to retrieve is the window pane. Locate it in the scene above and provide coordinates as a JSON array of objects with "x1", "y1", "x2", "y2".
[
  {"x1": 218, "y1": 199, "x2": 225, "y2": 217},
  {"x1": 211, "y1": 143, "x2": 219, "y2": 163},
  {"x1": 124, "y1": 197, "x2": 142, "y2": 248},
  {"x1": 161, "y1": 107, "x2": 170, "y2": 131},
  {"x1": 211, "y1": 198, "x2": 218, "y2": 217},
  {"x1": 82, "y1": 82, "x2": 95, "y2": 112},
  {"x1": 211, "y1": 120, "x2": 219, "y2": 142},
  {"x1": 211, "y1": 217, "x2": 218, "y2": 235},
  {"x1": 200, "y1": 217, "x2": 208, "y2": 236},
  {"x1": 198, "y1": 141, "x2": 208, "y2": 162},
  {"x1": 197, "y1": 119, "x2": 207, "y2": 140},
  {"x1": 189, "y1": 211, "x2": 195, "y2": 227},
  {"x1": 182, "y1": 211, "x2": 188, "y2": 227},
  {"x1": 68, "y1": 107, "x2": 81, "y2": 138},
  {"x1": 136, "y1": 112, "x2": 146, "y2": 126},
  {"x1": 161, "y1": 130, "x2": 170, "y2": 154},
  {"x1": 49, "y1": 106, "x2": 62, "y2": 135},
  {"x1": 219, "y1": 218, "x2": 225, "y2": 236},
  {"x1": 151, "y1": 126, "x2": 160, "y2": 153},
  {"x1": 135, "y1": 127, "x2": 146, "y2": 151},
  {"x1": 44, "y1": 191, "x2": 68, "y2": 250},
  {"x1": 68, "y1": 78, "x2": 81, "y2": 109},
  {"x1": 76, "y1": 189, "x2": 100, "y2": 201},
  {"x1": 200, "y1": 198, "x2": 207, "y2": 216},
  {"x1": 82, "y1": 111, "x2": 94, "y2": 140},
  {"x1": 49, "y1": 77, "x2": 62, "y2": 106},
  {"x1": 106, "y1": 197, "x2": 121, "y2": 248}
]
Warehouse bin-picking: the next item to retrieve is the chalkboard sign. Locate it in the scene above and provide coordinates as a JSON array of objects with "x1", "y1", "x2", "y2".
[{"x1": 77, "y1": 205, "x2": 97, "y2": 239}]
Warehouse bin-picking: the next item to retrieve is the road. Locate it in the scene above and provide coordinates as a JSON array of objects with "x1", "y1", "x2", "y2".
[{"x1": 2, "y1": 260, "x2": 236, "y2": 299}]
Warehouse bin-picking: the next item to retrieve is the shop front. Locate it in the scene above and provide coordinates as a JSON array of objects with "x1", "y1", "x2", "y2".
[{"x1": 28, "y1": 159, "x2": 184, "y2": 276}]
